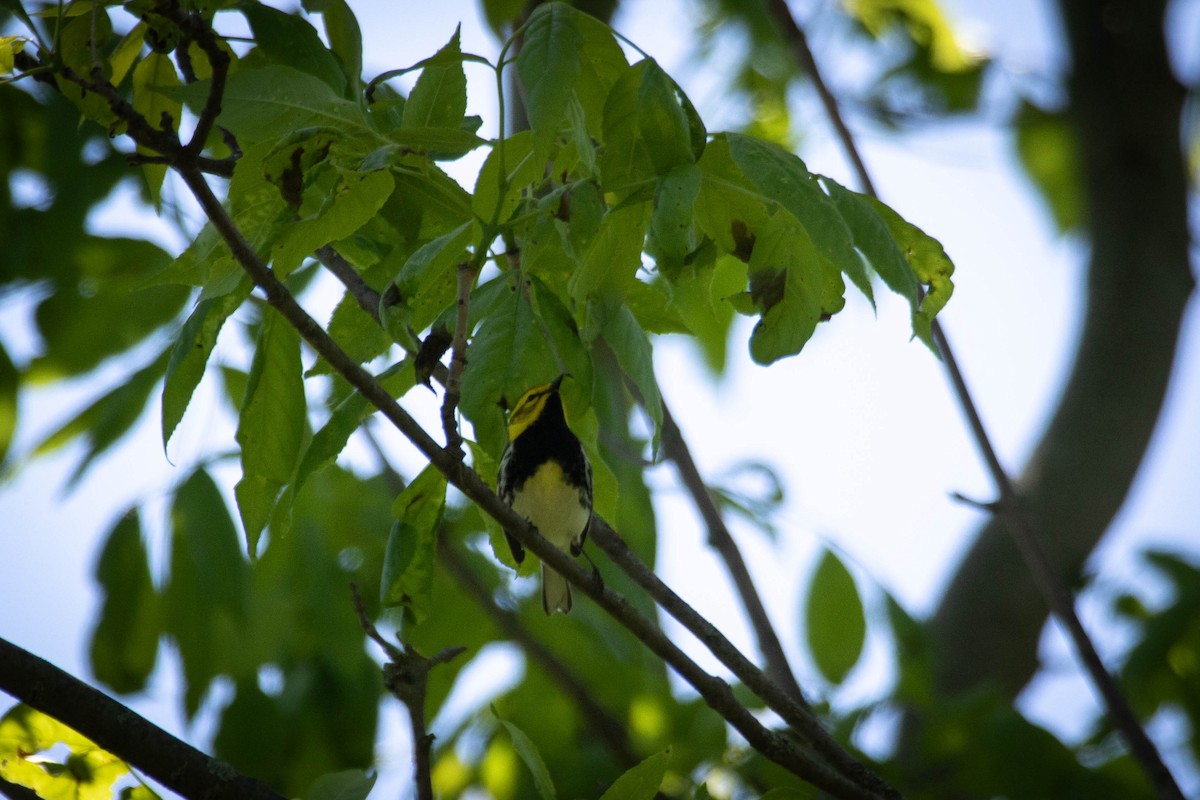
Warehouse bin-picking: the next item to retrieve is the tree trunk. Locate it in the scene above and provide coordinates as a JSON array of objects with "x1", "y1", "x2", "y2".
[{"x1": 929, "y1": 0, "x2": 1194, "y2": 700}]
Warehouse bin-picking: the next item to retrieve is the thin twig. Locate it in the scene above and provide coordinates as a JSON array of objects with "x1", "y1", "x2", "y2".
[
  {"x1": 440, "y1": 262, "x2": 476, "y2": 455},
  {"x1": 0, "y1": 636, "x2": 286, "y2": 800},
  {"x1": 349, "y1": 585, "x2": 465, "y2": 800},
  {"x1": 45, "y1": 9, "x2": 900, "y2": 792},
  {"x1": 660, "y1": 400, "x2": 808, "y2": 709},
  {"x1": 175, "y1": 161, "x2": 890, "y2": 799},
  {"x1": 438, "y1": 541, "x2": 641, "y2": 768},
  {"x1": 763, "y1": 3, "x2": 1183, "y2": 797},
  {"x1": 588, "y1": 520, "x2": 897, "y2": 800},
  {"x1": 366, "y1": 430, "x2": 641, "y2": 769},
  {"x1": 317, "y1": 246, "x2": 382, "y2": 322}
]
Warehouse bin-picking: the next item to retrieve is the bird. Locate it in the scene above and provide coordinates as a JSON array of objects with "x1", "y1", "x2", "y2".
[{"x1": 497, "y1": 375, "x2": 593, "y2": 614}]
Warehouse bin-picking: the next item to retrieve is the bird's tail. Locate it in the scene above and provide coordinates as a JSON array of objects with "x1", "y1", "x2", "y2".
[{"x1": 541, "y1": 563, "x2": 572, "y2": 615}]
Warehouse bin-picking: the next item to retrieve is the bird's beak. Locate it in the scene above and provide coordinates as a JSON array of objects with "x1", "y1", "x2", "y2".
[{"x1": 551, "y1": 374, "x2": 566, "y2": 392}]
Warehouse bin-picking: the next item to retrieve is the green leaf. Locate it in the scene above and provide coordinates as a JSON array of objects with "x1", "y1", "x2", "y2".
[
  {"x1": 517, "y1": 2, "x2": 582, "y2": 149},
  {"x1": 307, "y1": 289, "x2": 391, "y2": 377},
  {"x1": 131, "y1": 52, "x2": 182, "y2": 207},
  {"x1": 598, "y1": 302, "x2": 662, "y2": 447},
  {"x1": 1015, "y1": 100, "x2": 1083, "y2": 234},
  {"x1": 573, "y1": 12, "x2": 628, "y2": 139},
  {"x1": 745, "y1": 221, "x2": 823, "y2": 364},
  {"x1": 306, "y1": 770, "x2": 378, "y2": 800},
  {"x1": 601, "y1": 60, "x2": 696, "y2": 195},
  {"x1": 89, "y1": 510, "x2": 159, "y2": 694},
  {"x1": 636, "y1": 61, "x2": 695, "y2": 174},
  {"x1": 166, "y1": 469, "x2": 250, "y2": 717},
  {"x1": 727, "y1": 134, "x2": 856, "y2": 288},
  {"x1": 598, "y1": 749, "x2": 669, "y2": 800},
  {"x1": 459, "y1": 276, "x2": 559, "y2": 455},
  {"x1": 0, "y1": 34, "x2": 25, "y2": 76},
  {"x1": 241, "y1": 3, "x2": 347, "y2": 95},
  {"x1": 570, "y1": 202, "x2": 651, "y2": 304},
  {"x1": 298, "y1": 360, "x2": 414, "y2": 492},
  {"x1": 404, "y1": 27, "x2": 467, "y2": 130},
  {"x1": 0, "y1": 342, "x2": 16, "y2": 466},
  {"x1": 0, "y1": 705, "x2": 127, "y2": 800},
  {"x1": 669, "y1": 253, "x2": 743, "y2": 373},
  {"x1": 648, "y1": 163, "x2": 701, "y2": 279},
  {"x1": 177, "y1": 65, "x2": 369, "y2": 147},
  {"x1": 394, "y1": 220, "x2": 475, "y2": 301},
  {"x1": 235, "y1": 307, "x2": 306, "y2": 553},
  {"x1": 30, "y1": 237, "x2": 186, "y2": 380},
  {"x1": 381, "y1": 464, "x2": 447, "y2": 623},
  {"x1": 473, "y1": 130, "x2": 542, "y2": 224},
  {"x1": 499, "y1": 718, "x2": 557, "y2": 800},
  {"x1": 162, "y1": 282, "x2": 252, "y2": 449},
  {"x1": 865, "y1": 195, "x2": 955, "y2": 347},
  {"x1": 33, "y1": 349, "x2": 170, "y2": 485},
  {"x1": 319, "y1": 0, "x2": 363, "y2": 94},
  {"x1": 273, "y1": 169, "x2": 395, "y2": 277},
  {"x1": 805, "y1": 549, "x2": 866, "y2": 685}
]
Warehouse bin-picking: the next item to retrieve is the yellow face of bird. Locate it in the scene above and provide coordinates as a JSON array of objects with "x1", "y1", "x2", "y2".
[{"x1": 506, "y1": 380, "x2": 561, "y2": 442}]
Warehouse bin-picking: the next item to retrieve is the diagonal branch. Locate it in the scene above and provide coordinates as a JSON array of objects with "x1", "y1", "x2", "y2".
[
  {"x1": 762, "y1": 3, "x2": 1186, "y2": 798},
  {"x1": 173, "y1": 162, "x2": 894, "y2": 800},
  {"x1": 350, "y1": 584, "x2": 464, "y2": 800},
  {"x1": 438, "y1": 540, "x2": 642, "y2": 769},
  {"x1": 660, "y1": 400, "x2": 808, "y2": 709},
  {"x1": 0, "y1": 636, "x2": 286, "y2": 800}
]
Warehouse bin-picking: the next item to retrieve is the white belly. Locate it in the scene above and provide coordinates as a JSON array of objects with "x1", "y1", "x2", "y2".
[{"x1": 510, "y1": 461, "x2": 590, "y2": 550}]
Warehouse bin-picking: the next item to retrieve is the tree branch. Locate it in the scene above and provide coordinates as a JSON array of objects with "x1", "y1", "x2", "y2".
[
  {"x1": 0, "y1": 637, "x2": 286, "y2": 800},
  {"x1": 440, "y1": 262, "x2": 476, "y2": 455},
  {"x1": 762, "y1": 2, "x2": 1189, "y2": 797},
  {"x1": 37, "y1": 7, "x2": 897, "y2": 793},
  {"x1": 660, "y1": 400, "x2": 808, "y2": 709},
  {"x1": 350, "y1": 585, "x2": 464, "y2": 800},
  {"x1": 177, "y1": 159, "x2": 889, "y2": 799},
  {"x1": 438, "y1": 541, "x2": 642, "y2": 769}
]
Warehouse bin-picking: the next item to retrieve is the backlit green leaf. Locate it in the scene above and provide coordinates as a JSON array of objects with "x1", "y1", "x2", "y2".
[
  {"x1": 865, "y1": 195, "x2": 955, "y2": 347},
  {"x1": 235, "y1": 307, "x2": 306, "y2": 553},
  {"x1": 459, "y1": 278, "x2": 559, "y2": 456},
  {"x1": 319, "y1": 0, "x2": 363, "y2": 94},
  {"x1": 381, "y1": 464, "x2": 447, "y2": 623},
  {"x1": 499, "y1": 718, "x2": 557, "y2": 800},
  {"x1": 745, "y1": 221, "x2": 823, "y2": 364},
  {"x1": 473, "y1": 130, "x2": 542, "y2": 224},
  {"x1": 0, "y1": 342, "x2": 16, "y2": 466},
  {"x1": 131, "y1": 52, "x2": 182, "y2": 207},
  {"x1": 648, "y1": 163, "x2": 701, "y2": 279},
  {"x1": 241, "y1": 3, "x2": 347, "y2": 95},
  {"x1": 166, "y1": 469, "x2": 250, "y2": 717},
  {"x1": 728, "y1": 134, "x2": 857, "y2": 286},
  {"x1": 570, "y1": 202, "x2": 650, "y2": 304},
  {"x1": 518, "y1": 3, "x2": 582, "y2": 149},
  {"x1": 162, "y1": 281, "x2": 252, "y2": 449},
  {"x1": 177, "y1": 65, "x2": 369, "y2": 147},
  {"x1": 598, "y1": 302, "x2": 662, "y2": 446},
  {"x1": 805, "y1": 548, "x2": 866, "y2": 685},
  {"x1": 598, "y1": 749, "x2": 669, "y2": 800},
  {"x1": 0, "y1": 705, "x2": 127, "y2": 800},
  {"x1": 89, "y1": 510, "x2": 159, "y2": 694},
  {"x1": 273, "y1": 169, "x2": 395, "y2": 277},
  {"x1": 404, "y1": 27, "x2": 467, "y2": 130}
]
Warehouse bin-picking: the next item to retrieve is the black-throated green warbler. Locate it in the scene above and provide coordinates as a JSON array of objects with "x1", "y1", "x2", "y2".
[{"x1": 497, "y1": 375, "x2": 593, "y2": 614}]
